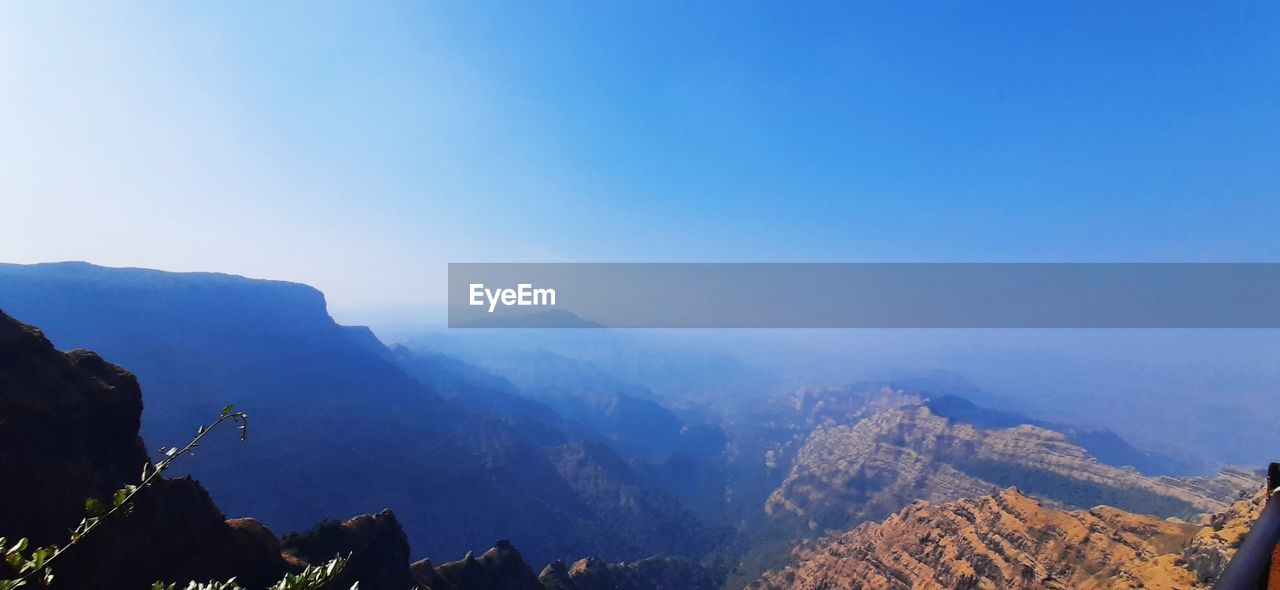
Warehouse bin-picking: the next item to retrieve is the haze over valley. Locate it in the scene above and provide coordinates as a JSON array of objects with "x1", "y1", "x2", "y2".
[
  {"x1": 0, "y1": 261, "x2": 1272, "y2": 588},
  {"x1": 2, "y1": 3, "x2": 1276, "y2": 587}
]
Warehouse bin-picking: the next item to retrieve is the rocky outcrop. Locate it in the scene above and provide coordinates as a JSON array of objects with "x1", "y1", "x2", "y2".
[
  {"x1": 417, "y1": 540, "x2": 544, "y2": 590},
  {"x1": 0, "y1": 313, "x2": 147, "y2": 546},
  {"x1": 756, "y1": 483, "x2": 1272, "y2": 590},
  {"x1": 536, "y1": 560, "x2": 577, "y2": 590},
  {"x1": 756, "y1": 488, "x2": 1203, "y2": 589},
  {"x1": 0, "y1": 308, "x2": 290, "y2": 588},
  {"x1": 765, "y1": 391, "x2": 1252, "y2": 533},
  {"x1": 406, "y1": 541, "x2": 723, "y2": 590},
  {"x1": 281, "y1": 510, "x2": 416, "y2": 590},
  {"x1": 1179, "y1": 486, "x2": 1269, "y2": 585}
]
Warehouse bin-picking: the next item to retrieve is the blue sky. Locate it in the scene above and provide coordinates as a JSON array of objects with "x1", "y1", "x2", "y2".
[{"x1": 2, "y1": 2, "x2": 1277, "y2": 307}]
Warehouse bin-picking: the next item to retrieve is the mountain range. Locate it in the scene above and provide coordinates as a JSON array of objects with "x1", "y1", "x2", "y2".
[
  {"x1": 0, "y1": 261, "x2": 1266, "y2": 589},
  {"x1": 0, "y1": 306, "x2": 724, "y2": 589},
  {"x1": 0, "y1": 262, "x2": 718, "y2": 567},
  {"x1": 763, "y1": 387, "x2": 1250, "y2": 534}
]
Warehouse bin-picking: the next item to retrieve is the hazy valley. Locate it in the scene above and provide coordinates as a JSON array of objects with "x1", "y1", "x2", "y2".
[{"x1": 0, "y1": 262, "x2": 1271, "y2": 589}]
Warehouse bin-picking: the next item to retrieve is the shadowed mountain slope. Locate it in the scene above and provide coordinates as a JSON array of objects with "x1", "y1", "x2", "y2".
[
  {"x1": 0, "y1": 262, "x2": 715, "y2": 566},
  {"x1": 0, "y1": 307, "x2": 723, "y2": 589}
]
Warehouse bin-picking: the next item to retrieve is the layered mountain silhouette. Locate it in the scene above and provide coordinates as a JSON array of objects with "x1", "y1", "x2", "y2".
[
  {"x1": 3, "y1": 261, "x2": 1264, "y2": 590},
  {"x1": 0, "y1": 262, "x2": 717, "y2": 567},
  {"x1": 0, "y1": 308, "x2": 720, "y2": 589}
]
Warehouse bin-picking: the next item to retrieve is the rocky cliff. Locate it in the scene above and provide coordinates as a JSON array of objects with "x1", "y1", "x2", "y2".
[
  {"x1": 0, "y1": 308, "x2": 290, "y2": 588},
  {"x1": 765, "y1": 389, "x2": 1252, "y2": 534},
  {"x1": 756, "y1": 484, "x2": 1269, "y2": 590},
  {"x1": 0, "y1": 307, "x2": 719, "y2": 589},
  {"x1": 1179, "y1": 484, "x2": 1270, "y2": 586},
  {"x1": 0, "y1": 262, "x2": 717, "y2": 566}
]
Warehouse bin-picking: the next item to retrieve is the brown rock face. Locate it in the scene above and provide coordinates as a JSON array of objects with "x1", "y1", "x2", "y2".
[
  {"x1": 756, "y1": 488, "x2": 1196, "y2": 589},
  {"x1": 1179, "y1": 486, "x2": 1269, "y2": 586},
  {"x1": 765, "y1": 392, "x2": 1251, "y2": 534},
  {"x1": 0, "y1": 308, "x2": 289, "y2": 589},
  {"x1": 755, "y1": 485, "x2": 1271, "y2": 590}
]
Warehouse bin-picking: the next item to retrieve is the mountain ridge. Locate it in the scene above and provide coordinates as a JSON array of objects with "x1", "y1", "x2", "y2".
[
  {"x1": 764, "y1": 390, "x2": 1251, "y2": 536},
  {"x1": 754, "y1": 483, "x2": 1269, "y2": 589},
  {"x1": 0, "y1": 307, "x2": 722, "y2": 589},
  {"x1": 0, "y1": 262, "x2": 717, "y2": 566}
]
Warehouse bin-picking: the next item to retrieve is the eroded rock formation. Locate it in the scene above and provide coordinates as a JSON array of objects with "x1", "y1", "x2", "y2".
[{"x1": 756, "y1": 485, "x2": 1269, "y2": 590}]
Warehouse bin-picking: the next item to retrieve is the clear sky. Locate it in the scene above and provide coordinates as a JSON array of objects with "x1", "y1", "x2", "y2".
[{"x1": 2, "y1": 2, "x2": 1277, "y2": 307}]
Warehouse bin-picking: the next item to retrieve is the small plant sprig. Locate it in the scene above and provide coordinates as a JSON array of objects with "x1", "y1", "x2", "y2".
[
  {"x1": 149, "y1": 555, "x2": 353, "y2": 590},
  {"x1": 1, "y1": 406, "x2": 250, "y2": 589}
]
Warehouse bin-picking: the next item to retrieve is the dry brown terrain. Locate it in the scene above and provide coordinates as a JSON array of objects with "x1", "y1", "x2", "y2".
[
  {"x1": 765, "y1": 390, "x2": 1253, "y2": 533},
  {"x1": 755, "y1": 485, "x2": 1269, "y2": 589}
]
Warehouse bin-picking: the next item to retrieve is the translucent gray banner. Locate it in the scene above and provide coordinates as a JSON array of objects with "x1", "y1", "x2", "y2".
[{"x1": 447, "y1": 263, "x2": 1280, "y2": 328}]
